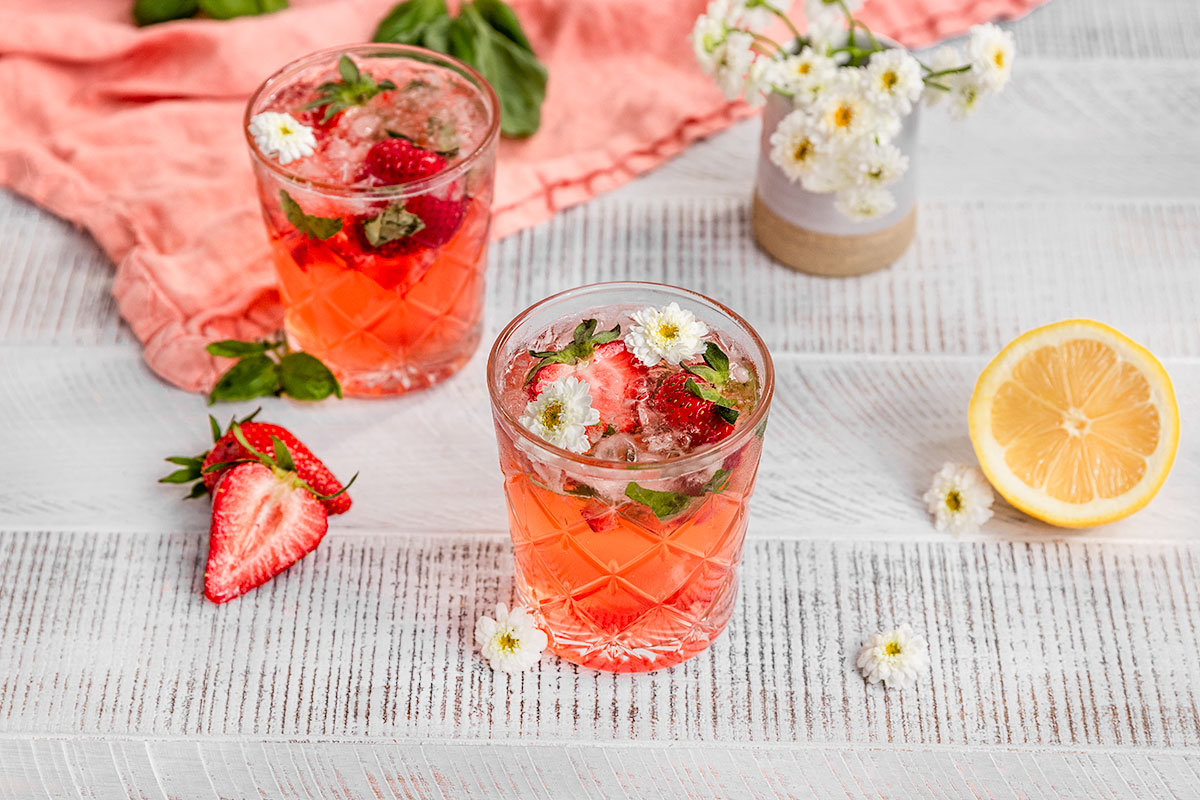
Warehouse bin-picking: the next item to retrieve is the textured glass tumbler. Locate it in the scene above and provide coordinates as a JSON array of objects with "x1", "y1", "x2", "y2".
[
  {"x1": 245, "y1": 44, "x2": 499, "y2": 396},
  {"x1": 487, "y1": 283, "x2": 775, "y2": 672}
]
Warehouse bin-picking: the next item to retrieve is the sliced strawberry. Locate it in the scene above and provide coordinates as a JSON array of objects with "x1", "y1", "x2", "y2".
[
  {"x1": 164, "y1": 413, "x2": 354, "y2": 515},
  {"x1": 204, "y1": 462, "x2": 329, "y2": 604},
  {"x1": 652, "y1": 372, "x2": 736, "y2": 445},
  {"x1": 363, "y1": 137, "x2": 445, "y2": 185},
  {"x1": 524, "y1": 318, "x2": 649, "y2": 433}
]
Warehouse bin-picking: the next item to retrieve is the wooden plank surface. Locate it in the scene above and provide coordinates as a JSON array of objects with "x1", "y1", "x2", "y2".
[{"x1": 3, "y1": 0, "x2": 1200, "y2": 796}]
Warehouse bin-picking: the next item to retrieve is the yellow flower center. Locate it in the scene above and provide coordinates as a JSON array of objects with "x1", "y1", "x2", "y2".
[
  {"x1": 881, "y1": 71, "x2": 898, "y2": 90},
  {"x1": 793, "y1": 139, "x2": 813, "y2": 162},
  {"x1": 945, "y1": 490, "x2": 963, "y2": 512},
  {"x1": 539, "y1": 401, "x2": 565, "y2": 430},
  {"x1": 885, "y1": 641, "x2": 902, "y2": 656},
  {"x1": 496, "y1": 631, "x2": 520, "y2": 654},
  {"x1": 993, "y1": 50, "x2": 1005, "y2": 68},
  {"x1": 797, "y1": 62, "x2": 812, "y2": 75},
  {"x1": 834, "y1": 105, "x2": 854, "y2": 128},
  {"x1": 868, "y1": 167, "x2": 883, "y2": 180},
  {"x1": 658, "y1": 322, "x2": 680, "y2": 341},
  {"x1": 280, "y1": 124, "x2": 294, "y2": 135}
]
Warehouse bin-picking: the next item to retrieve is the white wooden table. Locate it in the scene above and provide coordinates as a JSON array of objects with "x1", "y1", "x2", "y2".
[{"x1": 3, "y1": 1, "x2": 1200, "y2": 797}]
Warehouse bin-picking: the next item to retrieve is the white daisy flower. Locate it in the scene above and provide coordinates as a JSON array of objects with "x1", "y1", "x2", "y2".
[
  {"x1": 923, "y1": 462, "x2": 995, "y2": 536},
  {"x1": 967, "y1": 22, "x2": 1015, "y2": 93},
  {"x1": 801, "y1": 154, "x2": 854, "y2": 193},
  {"x1": 864, "y1": 49, "x2": 924, "y2": 115},
  {"x1": 845, "y1": 139, "x2": 908, "y2": 188},
  {"x1": 475, "y1": 603, "x2": 548, "y2": 673},
  {"x1": 248, "y1": 112, "x2": 317, "y2": 165},
  {"x1": 769, "y1": 109, "x2": 826, "y2": 182},
  {"x1": 805, "y1": 8, "x2": 845, "y2": 57},
  {"x1": 946, "y1": 74, "x2": 986, "y2": 120},
  {"x1": 690, "y1": 8, "x2": 729, "y2": 75},
  {"x1": 745, "y1": 57, "x2": 774, "y2": 106},
  {"x1": 834, "y1": 184, "x2": 896, "y2": 220},
  {"x1": 921, "y1": 45, "x2": 965, "y2": 108},
  {"x1": 519, "y1": 376, "x2": 600, "y2": 454},
  {"x1": 812, "y1": 73, "x2": 875, "y2": 143},
  {"x1": 856, "y1": 624, "x2": 930, "y2": 689},
  {"x1": 713, "y1": 31, "x2": 757, "y2": 100},
  {"x1": 626, "y1": 303, "x2": 709, "y2": 366},
  {"x1": 775, "y1": 47, "x2": 837, "y2": 103}
]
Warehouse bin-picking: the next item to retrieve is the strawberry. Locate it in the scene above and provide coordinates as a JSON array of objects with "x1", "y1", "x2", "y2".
[
  {"x1": 525, "y1": 319, "x2": 649, "y2": 433},
  {"x1": 652, "y1": 343, "x2": 743, "y2": 446},
  {"x1": 363, "y1": 137, "x2": 446, "y2": 185},
  {"x1": 404, "y1": 193, "x2": 468, "y2": 249},
  {"x1": 162, "y1": 411, "x2": 354, "y2": 515},
  {"x1": 204, "y1": 462, "x2": 329, "y2": 604}
]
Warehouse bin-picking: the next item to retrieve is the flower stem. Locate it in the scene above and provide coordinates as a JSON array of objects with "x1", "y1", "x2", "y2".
[
  {"x1": 923, "y1": 65, "x2": 972, "y2": 79},
  {"x1": 768, "y1": 5, "x2": 803, "y2": 47}
]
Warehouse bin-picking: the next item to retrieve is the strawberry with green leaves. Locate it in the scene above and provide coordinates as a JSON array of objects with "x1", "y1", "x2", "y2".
[
  {"x1": 300, "y1": 55, "x2": 396, "y2": 126},
  {"x1": 653, "y1": 342, "x2": 743, "y2": 445},
  {"x1": 161, "y1": 410, "x2": 355, "y2": 515},
  {"x1": 525, "y1": 319, "x2": 649, "y2": 433}
]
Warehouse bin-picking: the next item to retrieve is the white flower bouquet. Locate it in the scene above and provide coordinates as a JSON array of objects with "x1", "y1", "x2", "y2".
[{"x1": 692, "y1": 0, "x2": 1015, "y2": 221}]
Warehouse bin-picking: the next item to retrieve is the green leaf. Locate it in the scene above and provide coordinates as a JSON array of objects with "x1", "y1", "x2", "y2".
[
  {"x1": 271, "y1": 436, "x2": 296, "y2": 472},
  {"x1": 202, "y1": 459, "x2": 252, "y2": 474},
  {"x1": 159, "y1": 467, "x2": 201, "y2": 484},
  {"x1": 206, "y1": 339, "x2": 270, "y2": 358},
  {"x1": 373, "y1": 0, "x2": 450, "y2": 45},
  {"x1": 209, "y1": 415, "x2": 223, "y2": 443},
  {"x1": 715, "y1": 406, "x2": 739, "y2": 425},
  {"x1": 279, "y1": 191, "x2": 343, "y2": 240},
  {"x1": 573, "y1": 319, "x2": 597, "y2": 345},
  {"x1": 703, "y1": 342, "x2": 730, "y2": 377},
  {"x1": 703, "y1": 469, "x2": 732, "y2": 494},
  {"x1": 207, "y1": 354, "x2": 280, "y2": 405},
  {"x1": 625, "y1": 482, "x2": 691, "y2": 521},
  {"x1": 317, "y1": 472, "x2": 358, "y2": 501},
  {"x1": 472, "y1": 0, "x2": 532, "y2": 50},
  {"x1": 164, "y1": 456, "x2": 203, "y2": 468},
  {"x1": 230, "y1": 423, "x2": 268, "y2": 462},
  {"x1": 337, "y1": 55, "x2": 360, "y2": 84},
  {"x1": 133, "y1": 0, "x2": 199, "y2": 25},
  {"x1": 683, "y1": 378, "x2": 739, "y2": 424},
  {"x1": 198, "y1": 0, "x2": 287, "y2": 20},
  {"x1": 360, "y1": 202, "x2": 425, "y2": 248},
  {"x1": 563, "y1": 482, "x2": 598, "y2": 498},
  {"x1": 421, "y1": 14, "x2": 452, "y2": 51},
  {"x1": 186, "y1": 482, "x2": 211, "y2": 499},
  {"x1": 278, "y1": 352, "x2": 343, "y2": 401}
]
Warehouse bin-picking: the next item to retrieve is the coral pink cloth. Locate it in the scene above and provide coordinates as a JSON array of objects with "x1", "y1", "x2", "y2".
[{"x1": 0, "y1": 0, "x2": 1044, "y2": 392}]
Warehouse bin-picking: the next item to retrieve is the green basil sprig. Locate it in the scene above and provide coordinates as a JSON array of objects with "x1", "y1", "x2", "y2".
[
  {"x1": 207, "y1": 337, "x2": 341, "y2": 404},
  {"x1": 133, "y1": 0, "x2": 286, "y2": 25},
  {"x1": 373, "y1": 0, "x2": 548, "y2": 138}
]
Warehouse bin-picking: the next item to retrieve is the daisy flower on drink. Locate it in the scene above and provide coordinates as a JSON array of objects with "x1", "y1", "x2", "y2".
[
  {"x1": 626, "y1": 303, "x2": 709, "y2": 366},
  {"x1": 923, "y1": 462, "x2": 994, "y2": 536},
  {"x1": 519, "y1": 376, "x2": 600, "y2": 454},
  {"x1": 475, "y1": 603, "x2": 548, "y2": 673},
  {"x1": 968, "y1": 22, "x2": 1016, "y2": 93},
  {"x1": 834, "y1": 184, "x2": 896, "y2": 220},
  {"x1": 248, "y1": 112, "x2": 317, "y2": 165},
  {"x1": 864, "y1": 49, "x2": 924, "y2": 115},
  {"x1": 856, "y1": 624, "x2": 930, "y2": 689}
]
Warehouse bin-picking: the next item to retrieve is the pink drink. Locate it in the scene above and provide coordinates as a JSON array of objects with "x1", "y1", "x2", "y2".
[
  {"x1": 488, "y1": 284, "x2": 775, "y2": 672},
  {"x1": 245, "y1": 45, "x2": 499, "y2": 395}
]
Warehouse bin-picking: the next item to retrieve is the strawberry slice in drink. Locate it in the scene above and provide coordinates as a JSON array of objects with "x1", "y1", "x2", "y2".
[{"x1": 526, "y1": 319, "x2": 649, "y2": 434}]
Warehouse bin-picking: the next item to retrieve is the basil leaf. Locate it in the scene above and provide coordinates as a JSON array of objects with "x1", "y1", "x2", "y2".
[
  {"x1": 460, "y1": 6, "x2": 547, "y2": 137},
  {"x1": 625, "y1": 482, "x2": 690, "y2": 521},
  {"x1": 715, "y1": 406, "x2": 740, "y2": 425},
  {"x1": 684, "y1": 378, "x2": 727, "y2": 405},
  {"x1": 703, "y1": 342, "x2": 731, "y2": 379},
  {"x1": 280, "y1": 190, "x2": 343, "y2": 240},
  {"x1": 420, "y1": 14, "x2": 453, "y2": 52},
  {"x1": 361, "y1": 203, "x2": 425, "y2": 247},
  {"x1": 206, "y1": 339, "x2": 270, "y2": 358},
  {"x1": 134, "y1": 0, "x2": 199, "y2": 25},
  {"x1": 373, "y1": 0, "x2": 450, "y2": 45},
  {"x1": 278, "y1": 352, "x2": 342, "y2": 401},
  {"x1": 198, "y1": 0, "x2": 287, "y2": 20},
  {"x1": 208, "y1": 354, "x2": 279, "y2": 405},
  {"x1": 703, "y1": 469, "x2": 732, "y2": 494}
]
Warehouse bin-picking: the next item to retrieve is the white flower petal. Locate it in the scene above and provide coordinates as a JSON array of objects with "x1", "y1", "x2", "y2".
[
  {"x1": 855, "y1": 624, "x2": 930, "y2": 689},
  {"x1": 923, "y1": 462, "x2": 995, "y2": 537},
  {"x1": 248, "y1": 112, "x2": 317, "y2": 165},
  {"x1": 625, "y1": 303, "x2": 709, "y2": 366},
  {"x1": 519, "y1": 376, "x2": 601, "y2": 453}
]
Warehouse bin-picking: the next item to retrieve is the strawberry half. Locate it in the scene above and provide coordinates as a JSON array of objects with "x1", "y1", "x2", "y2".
[
  {"x1": 204, "y1": 462, "x2": 329, "y2": 604},
  {"x1": 651, "y1": 343, "x2": 742, "y2": 446},
  {"x1": 526, "y1": 319, "x2": 649, "y2": 433},
  {"x1": 162, "y1": 411, "x2": 355, "y2": 515}
]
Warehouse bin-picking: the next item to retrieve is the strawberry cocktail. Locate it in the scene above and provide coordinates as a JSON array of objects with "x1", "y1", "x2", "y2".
[
  {"x1": 488, "y1": 283, "x2": 775, "y2": 672},
  {"x1": 245, "y1": 45, "x2": 499, "y2": 396}
]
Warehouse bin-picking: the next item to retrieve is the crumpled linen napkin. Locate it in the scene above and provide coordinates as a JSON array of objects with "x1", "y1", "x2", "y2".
[{"x1": 0, "y1": 0, "x2": 1045, "y2": 392}]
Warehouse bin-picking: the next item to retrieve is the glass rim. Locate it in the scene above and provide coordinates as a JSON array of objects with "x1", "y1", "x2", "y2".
[
  {"x1": 243, "y1": 42, "x2": 501, "y2": 199},
  {"x1": 486, "y1": 281, "x2": 776, "y2": 473}
]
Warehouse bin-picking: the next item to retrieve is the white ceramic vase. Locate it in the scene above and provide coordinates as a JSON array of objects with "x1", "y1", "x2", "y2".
[{"x1": 751, "y1": 90, "x2": 919, "y2": 277}]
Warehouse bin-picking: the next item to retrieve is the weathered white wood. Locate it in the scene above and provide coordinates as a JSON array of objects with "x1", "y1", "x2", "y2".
[{"x1": 3, "y1": 531, "x2": 1200, "y2": 748}]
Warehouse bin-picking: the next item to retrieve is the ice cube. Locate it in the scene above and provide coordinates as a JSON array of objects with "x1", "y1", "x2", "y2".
[
  {"x1": 641, "y1": 427, "x2": 692, "y2": 460},
  {"x1": 592, "y1": 433, "x2": 638, "y2": 464}
]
